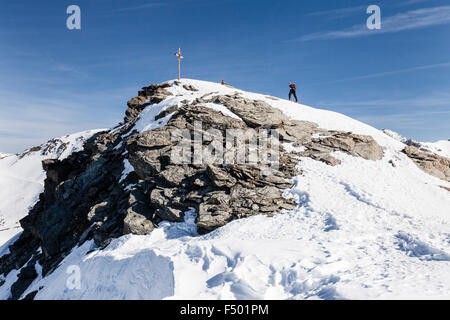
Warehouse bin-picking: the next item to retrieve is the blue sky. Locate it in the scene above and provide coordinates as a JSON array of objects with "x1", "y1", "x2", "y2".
[{"x1": 1, "y1": 0, "x2": 449, "y2": 153}]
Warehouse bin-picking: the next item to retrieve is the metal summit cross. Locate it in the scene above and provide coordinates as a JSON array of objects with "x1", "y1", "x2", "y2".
[{"x1": 174, "y1": 48, "x2": 184, "y2": 80}]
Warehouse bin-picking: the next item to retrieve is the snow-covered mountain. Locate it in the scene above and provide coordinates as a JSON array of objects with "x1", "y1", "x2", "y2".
[
  {"x1": 383, "y1": 129, "x2": 450, "y2": 158},
  {"x1": 0, "y1": 130, "x2": 103, "y2": 246},
  {"x1": 1, "y1": 79, "x2": 449, "y2": 300}
]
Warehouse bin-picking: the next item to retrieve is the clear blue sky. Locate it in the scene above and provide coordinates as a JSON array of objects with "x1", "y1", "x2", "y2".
[{"x1": 1, "y1": 0, "x2": 449, "y2": 153}]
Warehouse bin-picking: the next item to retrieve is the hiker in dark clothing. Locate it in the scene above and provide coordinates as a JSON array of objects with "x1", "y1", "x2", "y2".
[{"x1": 289, "y1": 82, "x2": 298, "y2": 103}]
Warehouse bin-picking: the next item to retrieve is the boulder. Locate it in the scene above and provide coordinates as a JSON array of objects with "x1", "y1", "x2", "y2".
[
  {"x1": 139, "y1": 85, "x2": 173, "y2": 103},
  {"x1": 127, "y1": 96, "x2": 147, "y2": 108},
  {"x1": 150, "y1": 188, "x2": 186, "y2": 222},
  {"x1": 125, "y1": 96, "x2": 149, "y2": 122},
  {"x1": 351, "y1": 135, "x2": 384, "y2": 160},
  {"x1": 134, "y1": 130, "x2": 172, "y2": 148},
  {"x1": 206, "y1": 165, "x2": 237, "y2": 188},
  {"x1": 123, "y1": 210, "x2": 155, "y2": 235},
  {"x1": 403, "y1": 146, "x2": 450, "y2": 182},
  {"x1": 210, "y1": 95, "x2": 291, "y2": 128},
  {"x1": 197, "y1": 192, "x2": 232, "y2": 231},
  {"x1": 183, "y1": 84, "x2": 198, "y2": 92},
  {"x1": 159, "y1": 165, "x2": 194, "y2": 187}
]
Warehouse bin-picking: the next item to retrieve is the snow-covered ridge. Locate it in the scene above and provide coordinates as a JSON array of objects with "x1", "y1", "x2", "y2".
[
  {"x1": 1, "y1": 79, "x2": 450, "y2": 300},
  {"x1": 163, "y1": 79, "x2": 407, "y2": 151},
  {"x1": 382, "y1": 129, "x2": 410, "y2": 144},
  {"x1": 124, "y1": 79, "x2": 406, "y2": 155},
  {"x1": 383, "y1": 129, "x2": 450, "y2": 158},
  {"x1": 0, "y1": 129, "x2": 103, "y2": 246},
  {"x1": 427, "y1": 140, "x2": 450, "y2": 158}
]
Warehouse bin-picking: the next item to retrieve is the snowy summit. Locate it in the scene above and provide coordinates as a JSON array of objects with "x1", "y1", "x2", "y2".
[{"x1": 0, "y1": 79, "x2": 449, "y2": 300}]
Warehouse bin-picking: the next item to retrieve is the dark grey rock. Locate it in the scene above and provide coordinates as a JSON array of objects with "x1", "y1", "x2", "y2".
[{"x1": 123, "y1": 210, "x2": 155, "y2": 235}]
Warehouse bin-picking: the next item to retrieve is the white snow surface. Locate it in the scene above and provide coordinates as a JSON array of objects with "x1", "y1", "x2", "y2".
[
  {"x1": 1, "y1": 79, "x2": 450, "y2": 300},
  {"x1": 421, "y1": 140, "x2": 450, "y2": 159},
  {"x1": 383, "y1": 129, "x2": 450, "y2": 158},
  {"x1": 0, "y1": 130, "x2": 103, "y2": 245},
  {"x1": 382, "y1": 129, "x2": 409, "y2": 144},
  {"x1": 196, "y1": 102, "x2": 243, "y2": 120},
  {"x1": 119, "y1": 159, "x2": 135, "y2": 184}
]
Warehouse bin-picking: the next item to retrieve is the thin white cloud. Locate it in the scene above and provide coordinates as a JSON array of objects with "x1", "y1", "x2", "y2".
[
  {"x1": 296, "y1": 5, "x2": 450, "y2": 41},
  {"x1": 307, "y1": 5, "x2": 367, "y2": 17},
  {"x1": 112, "y1": 2, "x2": 167, "y2": 13},
  {"x1": 317, "y1": 92, "x2": 450, "y2": 134},
  {"x1": 312, "y1": 62, "x2": 450, "y2": 85},
  {"x1": 356, "y1": 111, "x2": 450, "y2": 132},
  {"x1": 398, "y1": 0, "x2": 432, "y2": 6},
  {"x1": 317, "y1": 92, "x2": 450, "y2": 109},
  {"x1": 0, "y1": 87, "x2": 132, "y2": 153},
  {"x1": 357, "y1": 118, "x2": 435, "y2": 132},
  {"x1": 306, "y1": 1, "x2": 432, "y2": 18}
]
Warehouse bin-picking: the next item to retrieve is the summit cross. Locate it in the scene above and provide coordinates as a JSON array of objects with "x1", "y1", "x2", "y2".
[{"x1": 174, "y1": 48, "x2": 184, "y2": 81}]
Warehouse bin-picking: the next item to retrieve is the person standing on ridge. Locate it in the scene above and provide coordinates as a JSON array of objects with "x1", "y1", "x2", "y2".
[{"x1": 288, "y1": 82, "x2": 298, "y2": 103}]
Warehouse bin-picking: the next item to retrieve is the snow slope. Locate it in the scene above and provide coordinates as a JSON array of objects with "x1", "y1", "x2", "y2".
[
  {"x1": 421, "y1": 140, "x2": 450, "y2": 159},
  {"x1": 1, "y1": 79, "x2": 450, "y2": 300},
  {"x1": 0, "y1": 130, "x2": 103, "y2": 246},
  {"x1": 383, "y1": 129, "x2": 450, "y2": 158}
]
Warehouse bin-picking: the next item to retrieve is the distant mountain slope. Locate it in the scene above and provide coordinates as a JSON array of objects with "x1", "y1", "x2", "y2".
[
  {"x1": 427, "y1": 140, "x2": 450, "y2": 158},
  {"x1": 0, "y1": 130, "x2": 103, "y2": 246},
  {"x1": 1, "y1": 79, "x2": 449, "y2": 300},
  {"x1": 383, "y1": 129, "x2": 450, "y2": 158}
]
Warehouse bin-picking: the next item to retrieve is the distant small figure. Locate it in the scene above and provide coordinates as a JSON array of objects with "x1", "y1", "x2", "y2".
[
  {"x1": 221, "y1": 80, "x2": 226, "y2": 85},
  {"x1": 288, "y1": 82, "x2": 298, "y2": 103}
]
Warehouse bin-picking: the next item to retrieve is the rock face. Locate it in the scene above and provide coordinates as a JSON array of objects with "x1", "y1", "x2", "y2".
[
  {"x1": 207, "y1": 94, "x2": 291, "y2": 129},
  {"x1": 402, "y1": 146, "x2": 450, "y2": 182},
  {"x1": 297, "y1": 132, "x2": 384, "y2": 166},
  {"x1": 126, "y1": 102, "x2": 300, "y2": 232},
  {"x1": 0, "y1": 81, "x2": 385, "y2": 299}
]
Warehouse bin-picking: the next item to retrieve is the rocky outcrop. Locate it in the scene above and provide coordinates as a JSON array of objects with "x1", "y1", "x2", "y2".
[
  {"x1": 190, "y1": 94, "x2": 383, "y2": 163},
  {"x1": 125, "y1": 83, "x2": 173, "y2": 123},
  {"x1": 15, "y1": 131, "x2": 100, "y2": 161},
  {"x1": 403, "y1": 146, "x2": 450, "y2": 182},
  {"x1": 126, "y1": 102, "x2": 300, "y2": 232},
  {"x1": 183, "y1": 84, "x2": 198, "y2": 92},
  {"x1": 138, "y1": 83, "x2": 172, "y2": 103},
  {"x1": 123, "y1": 189, "x2": 156, "y2": 235},
  {"x1": 383, "y1": 129, "x2": 450, "y2": 157},
  {"x1": 19, "y1": 140, "x2": 70, "y2": 160},
  {"x1": 207, "y1": 94, "x2": 291, "y2": 129},
  {"x1": 297, "y1": 131, "x2": 384, "y2": 166},
  {"x1": 0, "y1": 81, "x2": 385, "y2": 299},
  {"x1": 125, "y1": 96, "x2": 149, "y2": 122},
  {"x1": 383, "y1": 129, "x2": 450, "y2": 181}
]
